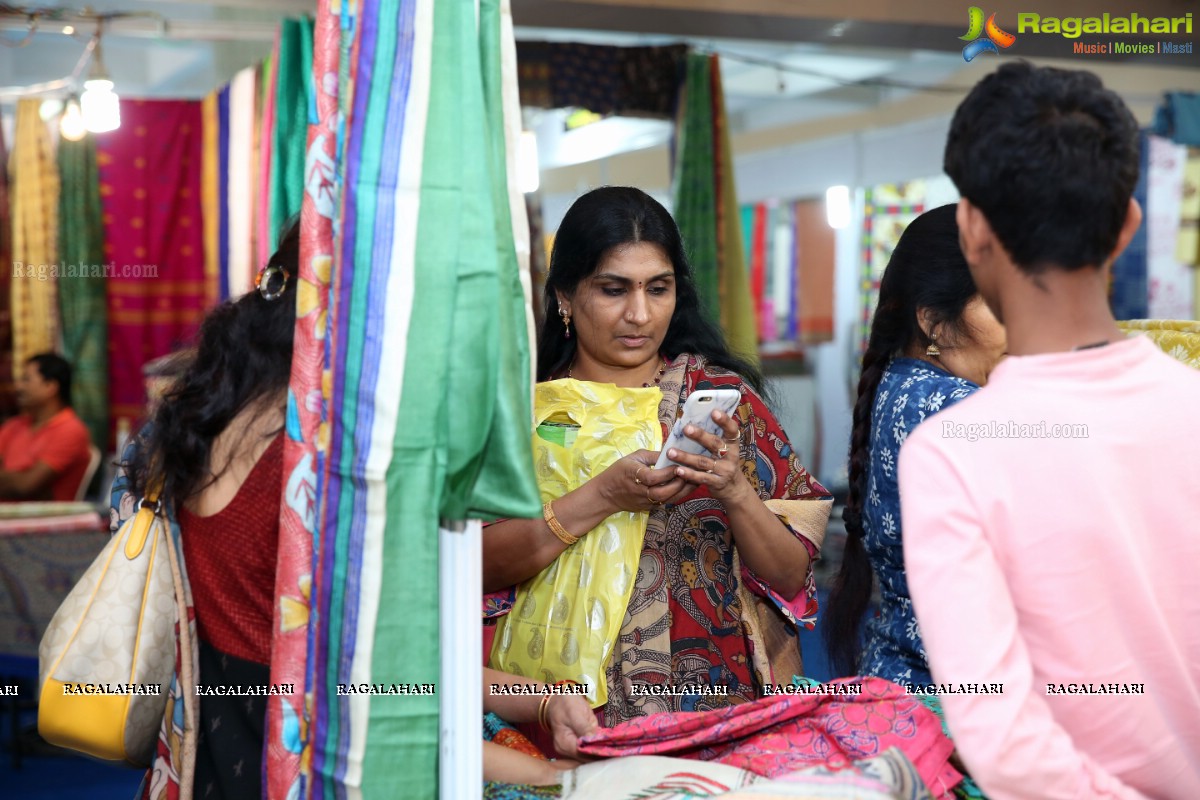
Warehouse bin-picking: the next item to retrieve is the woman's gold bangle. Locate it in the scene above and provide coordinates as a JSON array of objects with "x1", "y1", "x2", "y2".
[
  {"x1": 543, "y1": 501, "x2": 579, "y2": 546},
  {"x1": 537, "y1": 694, "x2": 553, "y2": 731}
]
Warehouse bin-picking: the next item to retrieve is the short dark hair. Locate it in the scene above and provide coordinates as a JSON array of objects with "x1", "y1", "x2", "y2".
[
  {"x1": 28, "y1": 353, "x2": 73, "y2": 406},
  {"x1": 538, "y1": 186, "x2": 764, "y2": 393},
  {"x1": 944, "y1": 61, "x2": 1140, "y2": 273}
]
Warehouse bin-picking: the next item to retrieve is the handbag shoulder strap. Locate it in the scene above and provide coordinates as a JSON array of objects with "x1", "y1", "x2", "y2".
[{"x1": 124, "y1": 475, "x2": 165, "y2": 559}]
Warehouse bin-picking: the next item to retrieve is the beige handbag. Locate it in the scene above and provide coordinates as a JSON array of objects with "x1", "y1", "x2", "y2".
[{"x1": 37, "y1": 488, "x2": 181, "y2": 766}]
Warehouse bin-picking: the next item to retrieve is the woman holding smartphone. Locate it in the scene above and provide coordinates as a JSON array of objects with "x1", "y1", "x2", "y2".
[{"x1": 484, "y1": 187, "x2": 831, "y2": 726}]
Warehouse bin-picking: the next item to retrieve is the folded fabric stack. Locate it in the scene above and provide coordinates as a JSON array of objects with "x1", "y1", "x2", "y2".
[
  {"x1": 560, "y1": 748, "x2": 934, "y2": 800},
  {"x1": 1117, "y1": 319, "x2": 1200, "y2": 368},
  {"x1": 577, "y1": 677, "x2": 961, "y2": 798}
]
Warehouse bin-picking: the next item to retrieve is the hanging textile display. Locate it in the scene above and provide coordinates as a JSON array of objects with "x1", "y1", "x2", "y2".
[
  {"x1": 673, "y1": 54, "x2": 758, "y2": 360},
  {"x1": 711, "y1": 55, "x2": 758, "y2": 359},
  {"x1": 0, "y1": 123, "x2": 17, "y2": 418},
  {"x1": 514, "y1": 41, "x2": 686, "y2": 116},
  {"x1": 258, "y1": 47, "x2": 280, "y2": 270},
  {"x1": 1151, "y1": 92, "x2": 1200, "y2": 147},
  {"x1": 298, "y1": 0, "x2": 541, "y2": 795},
  {"x1": 1146, "y1": 135, "x2": 1194, "y2": 320},
  {"x1": 263, "y1": 3, "x2": 340, "y2": 798},
  {"x1": 1110, "y1": 131, "x2": 1150, "y2": 321},
  {"x1": 10, "y1": 98, "x2": 60, "y2": 367},
  {"x1": 673, "y1": 54, "x2": 720, "y2": 324},
  {"x1": 202, "y1": 63, "x2": 272, "y2": 303},
  {"x1": 97, "y1": 100, "x2": 208, "y2": 437},
  {"x1": 1179, "y1": 149, "x2": 1200, "y2": 316},
  {"x1": 793, "y1": 200, "x2": 835, "y2": 345},
  {"x1": 203, "y1": 48, "x2": 301, "y2": 306},
  {"x1": 227, "y1": 66, "x2": 259, "y2": 296},
  {"x1": 1108, "y1": 131, "x2": 1147, "y2": 319},
  {"x1": 56, "y1": 136, "x2": 108, "y2": 450},
  {"x1": 271, "y1": 17, "x2": 314, "y2": 243},
  {"x1": 859, "y1": 183, "x2": 925, "y2": 355},
  {"x1": 747, "y1": 202, "x2": 773, "y2": 342},
  {"x1": 1176, "y1": 148, "x2": 1199, "y2": 267},
  {"x1": 772, "y1": 204, "x2": 796, "y2": 342},
  {"x1": 215, "y1": 86, "x2": 232, "y2": 301},
  {"x1": 201, "y1": 93, "x2": 222, "y2": 307}
]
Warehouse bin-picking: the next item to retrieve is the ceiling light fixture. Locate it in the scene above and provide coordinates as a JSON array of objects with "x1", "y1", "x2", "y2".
[
  {"x1": 81, "y1": 32, "x2": 120, "y2": 133},
  {"x1": 60, "y1": 95, "x2": 87, "y2": 141},
  {"x1": 826, "y1": 185, "x2": 851, "y2": 229},
  {"x1": 518, "y1": 130, "x2": 540, "y2": 194}
]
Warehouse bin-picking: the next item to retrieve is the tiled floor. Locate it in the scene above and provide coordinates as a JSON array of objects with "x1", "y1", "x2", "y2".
[
  {"x1": 0, "y1": 743, "x2": 143, "y2": 800},
  {"x1": 1, "y1": 656, "x2": 143, "y2": 800}
]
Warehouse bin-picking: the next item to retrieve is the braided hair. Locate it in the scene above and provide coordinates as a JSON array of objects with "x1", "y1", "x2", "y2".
[{"x1": 823, "y1": 204, "x2": 979, "y2": 678}]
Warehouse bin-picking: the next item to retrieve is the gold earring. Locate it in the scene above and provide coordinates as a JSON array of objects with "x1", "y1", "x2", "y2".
[
  {"x1": 560, "y1": 308, "x2": 571, "y2": 339},
  {"x1": 926, "y1": 338, "x2": 940, "y2": 357}
]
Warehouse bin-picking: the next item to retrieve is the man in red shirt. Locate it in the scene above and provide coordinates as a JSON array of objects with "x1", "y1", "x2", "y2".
[{"x1": 0, "y1": 353, "x2": 93, "y2": 501}]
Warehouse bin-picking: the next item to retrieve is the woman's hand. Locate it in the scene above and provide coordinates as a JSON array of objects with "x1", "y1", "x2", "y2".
[
  {"x1": 663, "y1": 410, "x2": 753, "y2": 507},
  {"x1": 599, "y1": 450, "x2": 691, "y2": 513},
  {"x1": 545, "y1": 695, "x2": 600, "y2": 759}
]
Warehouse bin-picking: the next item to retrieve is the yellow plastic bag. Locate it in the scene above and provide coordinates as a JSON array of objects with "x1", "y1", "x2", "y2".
[{"x1": 490, "y1": 379, "x2": 663, "y2": 706}]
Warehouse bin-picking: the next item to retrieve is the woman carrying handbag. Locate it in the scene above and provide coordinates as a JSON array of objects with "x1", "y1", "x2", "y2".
[{"x1": 108, "y1": 221, "x2": 300, "y2": 800}]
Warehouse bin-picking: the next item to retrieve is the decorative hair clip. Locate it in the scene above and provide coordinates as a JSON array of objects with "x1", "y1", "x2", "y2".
[{"x1": 255, "y1": 264, "x2": 292, "y2": 301}]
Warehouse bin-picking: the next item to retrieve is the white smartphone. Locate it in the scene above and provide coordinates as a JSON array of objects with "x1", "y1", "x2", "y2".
[{"x1": 654, "y1": 389, "x2": 742, "y2": 470}]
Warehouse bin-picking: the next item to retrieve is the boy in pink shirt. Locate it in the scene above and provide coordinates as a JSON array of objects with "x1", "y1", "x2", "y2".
[{"x1": 899, "y1": 62, "x2": 1200, "y2": 799}]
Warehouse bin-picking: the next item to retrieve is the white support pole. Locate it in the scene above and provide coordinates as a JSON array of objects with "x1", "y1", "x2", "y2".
[{"x1": 439, "y1": 519, "x2": 483, "y2": 800}]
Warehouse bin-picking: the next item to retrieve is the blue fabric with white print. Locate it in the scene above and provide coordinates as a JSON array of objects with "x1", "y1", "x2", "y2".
[{"x1": 859, "y1": 357, "x2": 978, "y2": 687}]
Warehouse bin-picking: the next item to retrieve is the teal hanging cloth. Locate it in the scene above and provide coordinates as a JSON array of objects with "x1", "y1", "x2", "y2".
[
  {"x1": 270, "y1": 16, "x2": 314, "y2": 238},
  {"x1": 57, "y1": 135, "x2": 108, "y2": 453},
  {"x1": 672, "y1": 53, "x2": 720, "y2": 325}
]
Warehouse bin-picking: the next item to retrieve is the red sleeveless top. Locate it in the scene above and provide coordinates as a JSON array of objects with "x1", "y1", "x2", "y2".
[{"x1": 178, "y1": 433, "x2": 283, "y2": 666}]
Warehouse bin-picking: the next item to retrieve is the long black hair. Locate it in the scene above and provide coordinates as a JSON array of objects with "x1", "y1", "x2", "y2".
[
  {"x1": 823, "y1": 204, "x2": 979, "y2": 678},
  {"x1": 537, "y1": 186, "x2": 764, "y2": 394},
  {"x1": 127, "y1": 219, "x2": 300, "y2": 503}
]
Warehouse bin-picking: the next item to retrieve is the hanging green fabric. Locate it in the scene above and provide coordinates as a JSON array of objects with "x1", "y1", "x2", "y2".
[
  {"x1": 671, "y1": 53, "x2": 720, "y2": 326},
  {"x1": 712, "y1": 56, "x2": 760, "y2": 363},
  {"x1": 270, "y1": 16, "x2": 314, "y2": 239},
  {"x1": 457, "y1": 0, "x2": 541, "y2": 520},
  {"x1": 56, "y1": 135, "x2": 108, "y2": 452}
]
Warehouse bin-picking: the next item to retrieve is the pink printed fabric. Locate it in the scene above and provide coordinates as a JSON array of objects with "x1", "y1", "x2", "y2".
[{"x1": 577, "y1": 677, "x2": 961, "y2": 798}]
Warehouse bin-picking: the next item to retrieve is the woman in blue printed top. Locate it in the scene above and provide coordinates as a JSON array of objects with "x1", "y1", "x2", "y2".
[{"x1": 824, "y1": 205, "x2": 1006, "y2": 686}]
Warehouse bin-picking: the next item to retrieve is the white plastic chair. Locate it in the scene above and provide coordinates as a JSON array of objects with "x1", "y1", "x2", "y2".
[{"x1": 75, "y1": 444, "x2": 103, "y2": 502}]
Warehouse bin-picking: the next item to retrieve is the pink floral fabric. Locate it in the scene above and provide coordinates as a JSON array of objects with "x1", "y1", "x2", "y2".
[{"x1": 577, "y1": 677, "x2": 962, "y2": 798}]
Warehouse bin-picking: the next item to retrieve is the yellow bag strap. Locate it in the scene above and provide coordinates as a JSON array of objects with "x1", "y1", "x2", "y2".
[{"x1": 124, "y1": 475, "x2": 165, "y2": 560}]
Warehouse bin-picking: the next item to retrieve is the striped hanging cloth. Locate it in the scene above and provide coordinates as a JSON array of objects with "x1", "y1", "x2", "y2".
[
  {"x1": 303, "y1": 0, "x2": 541, "y2": 796},
  {"x1": 263, "y1": 2, "x2": 340, "y2": 798},
  {"x1": 10, "y1": 99, "x2": 60, "y2": 366},
  {"x1": 56, "y1": 135, "x2": 108, "y2": 450}
]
